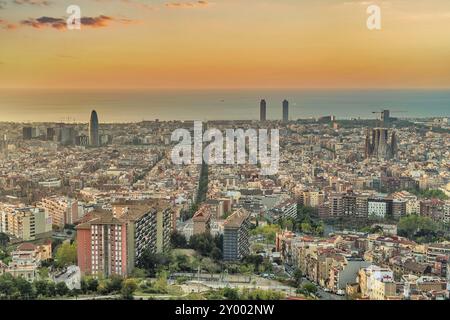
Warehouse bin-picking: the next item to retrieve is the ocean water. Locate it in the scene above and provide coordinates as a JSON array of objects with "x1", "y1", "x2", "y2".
[{"x1": 0, "y1": 89, "x2": 449, "y2": 123}]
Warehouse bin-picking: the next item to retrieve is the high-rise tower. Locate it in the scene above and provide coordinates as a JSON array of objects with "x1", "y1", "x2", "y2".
[
  {"x1": 260, "y1": 99, "x2": 267, "y2": 121},
  {"x1": 89, "y1": 110, "x2": 99, "y2": 147},
  {"x1": 282, "y1": 100, "x2": 289, "y2": 122}
]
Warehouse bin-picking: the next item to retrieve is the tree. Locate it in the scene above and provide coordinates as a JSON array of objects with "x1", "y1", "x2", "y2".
[
  {"x1": 189, "y1": 233, "x2": 214, "y2": 256},
  {"x1": 97, "y1": 280, "x2": 109, "y2": 295},
  {"x1": 302, "y1": 283, "x2": 318, "y2": 296},
  {"x1": 0, "y1": 233, "x2": 9, "y2": 247},
  {"x1": 223, "y1": 287, "x2": 240, "y2": 300},
  {"x1": 170, "y1": 231, "x2": 188, "y2": 248},
  {"x1": 300, "y1": 222, "x2": 313, "y2": 234},
  {"x1": 243, "y1": 255, "x2": 264, "y2": 271},
  {"x1": 297, "y1": 206, "x2": 318, "y2": 220},
  {"x1": 0, "y1": 275, "x2": 16, "y2": 298},
  {"x1": 121, "y1": 279, "x2": 138, "y2": 300},
  {"x1": 201, "y1": 257, "x2": 218, "y2": 275},
  {"x1": 409, "y1": 189, "x2": 448, "y2": 201},
  {"x1": 137, "y1": 251, "x2": 170, "y2": 276},
  {"x1": 47, "y1": 282, "x2": 56, "y2": 297},
  {"x1": 241, "y1": 289, "x2": 284, "y2": 300},
  {"x1": 15, "y1": 277, "x2": 34, "y2": 299},
  {"x1": 71, "y1": 288, "x2": 81, "y2": 298},
  {"x1": 55, "y1": 242, "x2": 77, "y2": 268},
  {"x1": 80, "y1": 277, "x2": 88, "y2": 294},
  {"x1": 398, "y1": 215, "x2": 439, "y2": 243},
  {"x1": 293, "y1": 269, "x2": 303, "y2": 287},
  {"x1": 314, "y1": 222, "x2": 325, "y2": 236},
  {"x1": 211, "y1": 247, "x2": 222, "y2": 261},
  {"x1": 154, "y1": 271, "x2": 169, "y2": 294},
  {"x1": 34, "y1": 280, "x2": 49, "y2": 297},
  {"x1": 51, "y1": 239, "x2": 63, "y2": 253},
  {"x1": 86, "y1": 277, "x2": 99, "y2": 293},
  {"x1": 107, "y1": 275, "x2": 123, "y2": 293},
  {"x1": 251, "y1": 224, "x2": 281, "y2": 244},
  {"x1": 38, "y1": 267, "x2": 49, "y2": 280},
  {"x1": 278, "y1": 218, "x2": 294, "y2": 231},
  {"x1": 189, "y1": 233, "x2": 223, "y2": 261},
  {"x1": 130, "y1": 268, "x2": 147, "y2": 279},
  {"x1": 56, "y1": 282, "x2": 69, "y2": 296}
]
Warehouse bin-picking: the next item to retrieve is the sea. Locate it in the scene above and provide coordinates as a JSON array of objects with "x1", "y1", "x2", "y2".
[{"x1": 0, "y1": 89, "x2": 449, "y2": 123}]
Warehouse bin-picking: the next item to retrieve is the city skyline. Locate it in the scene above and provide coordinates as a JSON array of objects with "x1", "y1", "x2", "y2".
[
  {"x1": 0, "y1": 0, "x2": 449, "y2": 305},
  {"x1": 1, "y1": 0, "x2": 450, "y2": 89},
  {"x1": 1, "y1": 89, "x2": 449, "y2": 123}
]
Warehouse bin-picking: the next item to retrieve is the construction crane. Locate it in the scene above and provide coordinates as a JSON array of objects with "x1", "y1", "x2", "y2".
[{"x1": 372, "y1": 109, "x2": 408, "y2": 123}]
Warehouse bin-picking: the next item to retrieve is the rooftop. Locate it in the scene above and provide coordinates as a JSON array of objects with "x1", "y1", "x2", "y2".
[{"x1": 224, "y1": 208, "x2": 250, "y2": 229}]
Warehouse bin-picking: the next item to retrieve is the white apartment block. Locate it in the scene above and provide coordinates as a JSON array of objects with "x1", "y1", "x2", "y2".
[{"x1": 368, "y1": 200, "x2": 389, "y2": 219}]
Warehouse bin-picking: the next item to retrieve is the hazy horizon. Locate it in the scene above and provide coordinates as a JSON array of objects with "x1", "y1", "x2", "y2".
[{"x1": 1, "y1": 88, "x2": 448, "y2": 123}]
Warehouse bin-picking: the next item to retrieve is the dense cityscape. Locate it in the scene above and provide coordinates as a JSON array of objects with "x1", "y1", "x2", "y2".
[{"x1": 0, "y1": 103, "x2": 448, "y2": 301}]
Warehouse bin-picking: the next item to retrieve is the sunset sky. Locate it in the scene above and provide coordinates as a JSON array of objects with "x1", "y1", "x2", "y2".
[{"x1": 1, "y1": 0, "x2": 450, "y2": 89}]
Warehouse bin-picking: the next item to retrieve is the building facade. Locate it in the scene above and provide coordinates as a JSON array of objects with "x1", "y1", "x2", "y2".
[{"x1": 223, "y1": 209, "x2": 251, "y2": 261}]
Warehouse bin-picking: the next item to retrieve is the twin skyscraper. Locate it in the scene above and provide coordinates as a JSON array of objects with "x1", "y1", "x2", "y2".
[{"x1": 260, "y1": 99, "x2": 289, "y2": 122}]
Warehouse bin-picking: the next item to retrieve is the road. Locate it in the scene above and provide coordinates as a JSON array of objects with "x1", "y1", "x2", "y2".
[
  {"x1": 301, "y1": 278, "x2": 345, "y2": 301},
  {"x1": 284, "y1": 264, "x2": 345, "y2": 301}
]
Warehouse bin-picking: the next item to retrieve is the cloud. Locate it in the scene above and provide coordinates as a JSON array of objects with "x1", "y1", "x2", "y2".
[
  {"x1": 80, "y1": 15, "x2": 113, "y2": 27},
  {"x1": 13, "y1": 0, "x2": 52, "y2": 6},
  {"x1": 0, "y1": 18, "x2": 17, "y2": 29},
  {"x1": 165, "y1": 0, "x2": 210, "y2": 9},
  {"x1": 21, "y1": 16, "x2": 66, "y2": 29},
  {"x1": 20, "y1": 15, "x2": 134, "y2": 30}
]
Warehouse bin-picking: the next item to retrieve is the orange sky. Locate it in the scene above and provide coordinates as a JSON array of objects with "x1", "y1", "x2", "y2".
[{"x1": 1, "y1": 0, "x2": 450, "y2": 89}]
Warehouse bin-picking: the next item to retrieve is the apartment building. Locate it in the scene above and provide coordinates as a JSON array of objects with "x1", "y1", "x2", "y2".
[
  {"x1": 391, "y1": 191, "x2": 420, "y2": 215},
  {"x1": 358, "y1": 265, "x2": 396, "y2": 300},
  {"x1": 368, "y1": 198, "x2": 393, "y2": 219},
  {"x1": 223, "y1": 208, "x2": 251, "y2": 261},
  {"x1": 420, "y1": 199, "x2": 445, "y2": 221},
  {"x1": 192, "y1": 204, "x2": 211, "y2": 236},
  {"x1": 403, "y1": 275, "x2": 447, "y2": 298},
  {"x1": 39, "y1": 196, "x2": 79, "y2": 226},
  {"x1": 116, "y1": 201, "x2": 173, "y2": 271},
  {"x1": 319, "y1": 191, "x2": 374, "y2": 218},
  {"x1": 0, "y1": 205, "x2": 52, "y2": 241},
  {"x1": 426, "y1": 243, "x2": 450, "y2": 264},
  {"x1": 392, "y1": 199, "x2": 407, "y2": 219},
  {"x1": 444, "y1": 201, "x2": 450, "y2": 224},
  {"x1": 299, "y1": 191, "x2": 325, "y2": 208},
  {"x1": 270, "y1": 199, "x2": 297, "y2": 221},
  {"x1": 329, "y1": 193, "x2": 343, "y2": 217},
  {"x1": 76, "y1": 213, "x2": 127, "y2": 277},
  {"x1": 76, "y1": 200, "x2": 173, "y2": 277}
]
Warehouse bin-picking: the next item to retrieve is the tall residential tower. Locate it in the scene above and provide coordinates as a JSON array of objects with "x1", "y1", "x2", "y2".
[
  {"x1": 260, "y1": 99, "x2": 267, "y2": 121},
  {"x1": 282, "y1": 99, "x2": 289, "y2": 122}
]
